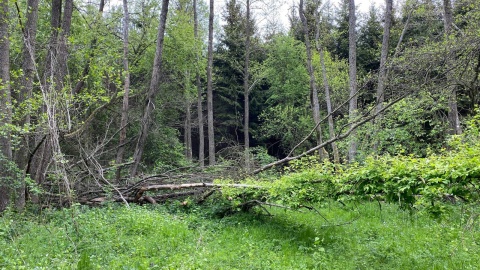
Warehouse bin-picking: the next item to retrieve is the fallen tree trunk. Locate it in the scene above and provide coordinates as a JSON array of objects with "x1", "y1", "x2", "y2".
[{"x1": 78, "y1": 182, "x2": 264, "y2": 205}]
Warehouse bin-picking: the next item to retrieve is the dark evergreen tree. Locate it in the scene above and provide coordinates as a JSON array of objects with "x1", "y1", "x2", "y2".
[
  {"x1": 213, "y1": 0, "x2": 262, "y2": 148},
  {"x1": 357, "y1": 5, "x2": 382, "y2": 73}
]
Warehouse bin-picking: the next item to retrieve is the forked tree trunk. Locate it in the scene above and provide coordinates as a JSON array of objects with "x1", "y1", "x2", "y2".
[
  {"x1": 207, "y1": 0, "x2": 215, "y2": 166},
  {"x1": 194, "y1": 0, "x2": 205, "y2": 167},
  {"x1": 347, "y1": 0, "x2": 358, "y2": 163},
  {"x1": 131, "y1": 0, "x2": 170, "y2": 176},
  {"x1": 299, "y1": 0, "x2": 327, "y2": 160},
  {"x1": 0, "y1": 0, "x2": 13, "y2": 212},
  {"x1": 116, "y1": 0, "x2": 131, "y2": 181},
  {"x1": 29, "y1": 0, "x2": 71, "y2": 195}
]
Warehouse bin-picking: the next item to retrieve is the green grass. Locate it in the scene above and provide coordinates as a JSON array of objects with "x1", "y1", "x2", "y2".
[{"x1": 1, "y1": 202, "x2": 479, "y2": 269}]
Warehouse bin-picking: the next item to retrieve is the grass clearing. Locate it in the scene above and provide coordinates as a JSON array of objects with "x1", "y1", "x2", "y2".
[{"x1": 1, "y1": 202, "x2": 479, "y2": 269}]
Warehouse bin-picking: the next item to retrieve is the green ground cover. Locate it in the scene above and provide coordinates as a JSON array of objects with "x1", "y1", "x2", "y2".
[{"x1": 1, "y1": 202, "x2": 479, "y2": 269}]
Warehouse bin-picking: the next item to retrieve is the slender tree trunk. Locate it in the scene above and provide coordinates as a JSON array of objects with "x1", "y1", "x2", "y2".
[
  {"x1": 207, "y1": 0, "x2": 215, "y2": 166},
  {"x1": 315, "y1": 13, "x2": 339, "y2": 164},
  {"x1": 116, "y1": 0, "x2": 131, "y2": 181},
  {"x1": 372, "y1": 0, "x2": 393, "y2": 152},
  {"x1": 194, "y1": 0, "x2": 204, "y2": 167},
  {"x1": 131, "y1": 0, "x2": 170, "y2": 176},
  {"x1": 185, "y1": 74, "x2": 193, "y2": 161},
  {"x1": 14, "y1": 0, "x2": 40, "y2": 210},
  {"x1": 443, "y1": 0, "x2": 461, "y2": 135},
  {"x1": 0, "y1": 0, "x2": 13, "y2": 212},
  {"x1": 299, "y1": 0, "x2": 326, "y2": 160},
  {"x1": 347, "y1": 0, "x2": 358, "y2": 163},
  {"x1": 243, "y1": 0, "x2": 251, "y2": 169},
  {"x1": 375, "y1": 0, "x2": 392, "y2": 116},
  {"x1": 443, "y1": 0, "x2": 453, "y2": 34},
  {"x1": 57, "y1": 0, "x2": 73, "y2": 89}
]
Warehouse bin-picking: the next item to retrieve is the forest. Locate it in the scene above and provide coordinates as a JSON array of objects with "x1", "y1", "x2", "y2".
[{"x1": 0, "y1": 0, "x2": 480, "y2": 268}]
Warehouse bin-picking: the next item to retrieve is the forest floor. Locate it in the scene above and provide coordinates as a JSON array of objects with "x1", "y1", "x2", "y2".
[{"x1": 1, "y1": 201, "x2": 479, "y2": 269}]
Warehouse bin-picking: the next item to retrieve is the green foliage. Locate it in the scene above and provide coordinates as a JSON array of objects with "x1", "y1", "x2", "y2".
[{"x1": 258, "y1": 105, "x2": 314, "y2": 155}]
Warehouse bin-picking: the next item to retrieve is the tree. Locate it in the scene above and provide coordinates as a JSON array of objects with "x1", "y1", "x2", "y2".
[
  {"x1": 375, "y1": 0, "x2": 393, "y2": 117},
  {"x1": 299, "y1": 0, "x2": 327, "y2": 160},
  {"x1": 131, "y1": 0, "x2": 170, "y2": 176},
  {"x1": 243, "y1": 0, "x2": 252, "y2": 169},
  {"x1": 443, "y1": 0, "x2": 461, "y2": 135},
  {"x1": 14, "y1": 0, "x2": 40, "y2": 210},
  {"x1": 347, "y1": 0, "x2": 358, "y2": 162},
  {"x1": 194, "y1": 0, "x2": 205, "y2": 167},
  {"x1": 0, "y1": 0, "x2": 13, "y2": 212},
  {"x1": 315, "y1": 5, "x2": 340, "y2": 164},
  {"x1": 207, "y1": 0, "x2": 215, "y2": 165},
  {"x1": 116, "y1": 0, "x2": 131, "y2": 180},
  {"x1": 357, "y1": 5, "x2": 382, "y2": 73}
]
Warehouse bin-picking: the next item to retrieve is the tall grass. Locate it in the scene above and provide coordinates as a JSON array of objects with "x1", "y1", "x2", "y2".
[{"x1": 0, "y1": 202, "x2": 479, "y2": 269}]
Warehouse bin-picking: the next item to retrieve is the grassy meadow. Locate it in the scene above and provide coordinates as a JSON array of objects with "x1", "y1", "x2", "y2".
[{"x1": 1, "y1": 201, "x2": 479, "y2": 269}]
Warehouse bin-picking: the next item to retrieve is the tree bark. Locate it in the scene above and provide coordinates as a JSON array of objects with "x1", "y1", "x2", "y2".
[
  {"x1": 185, "y1": 88, "x2": 193, "y2": 161},
  {"x1": 443, "y1": 0, "x2": 461, "y2": 135},
  {"x1": 374, "y1": 0, "x2": 392, "y2": 116},
  {"x1": 14, "y1": 0, "x2": 40, "y2": 210},
  {"x1": 299, "y1": 0, "x2": 326, "y2": 160},
  {"x1": 347, "y1": 0, "x2": 358, "y2": 163},
  {"x1": 443, "y1": 0, "x2": 453, "y2": 34},
  {"x1": 371, "y1": 0, "x2": 393, "y2": 152},
  {"x1": 243, "y1": 0, "x2": 251, "y2": 169},
  {"x1": 207, "y1": 0, "x2": 215, "y2": 166},
  {"x1": 131, "y1": 0, "x2": 170, "y2": 177},
  {"x1": 194, "y1": 0, "x2": 205, "y2": 167},
  {"x1": 116, "y1": 0, "x2": 131, "y2": 181},
  {"x1": 0, "y1": 0, "x2": 13, "y2": 212},
  {"x1": 56, "y1": 0, "x2": 73, "y2": 91}
]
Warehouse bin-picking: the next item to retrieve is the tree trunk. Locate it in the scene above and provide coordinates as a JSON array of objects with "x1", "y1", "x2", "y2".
[
  {"x1": 194, "y1": 0, "x2": 205, "y2": 167},
  {"x1": 56, "y1": 0, "x2": 73, "y2": 91},
  {"x1": 372, "y1": 0, "x2": 393, "y2": 152},
  {"x1": 131, "y1": 0, "x2": 170, "y2": 176},
  {"x1": 299, "y1": 0, "x2": 326, "y2": 160},
  {"x1": 375, "y1": 0, "x2": 392, "y2": 116},
  {"x1": 243, "y1": 0, "x2": 251, "y2": 169},
  {"x1": 14, "y1": 0, "x2": 40, "y2": 210},
  {"x1": 0, "y1": 0, "x2": 13, "y2": 212},
  {"x1": 116, "y1": 0, "x2": 131, "y2": 181},
  {"x1": 347, "y1": 0, "x2": 358, "y2": 163},
  {"x1": 207, "y1": 0, "x2": 215, "y2": 166},
  {"x1": 443, "y1": 0, "x2": 453, "y2": 34},
  {"x1": 315, "y1": 12, "x2": 340, "y2": 164},
  {"x1": 28, "y1": 0, "x2": 62, "y2": 196},
  {"x1": 443, "y1": 0, "x2": 461, "y2": 135},
  {"x1": 185, "y1": 88, "x2": 193, "y2": 161}
]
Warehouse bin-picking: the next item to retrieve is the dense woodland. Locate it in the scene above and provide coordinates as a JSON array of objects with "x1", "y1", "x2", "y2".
[{"x1": 0, "y1": 0, "x2": 479, "y2": 212}]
